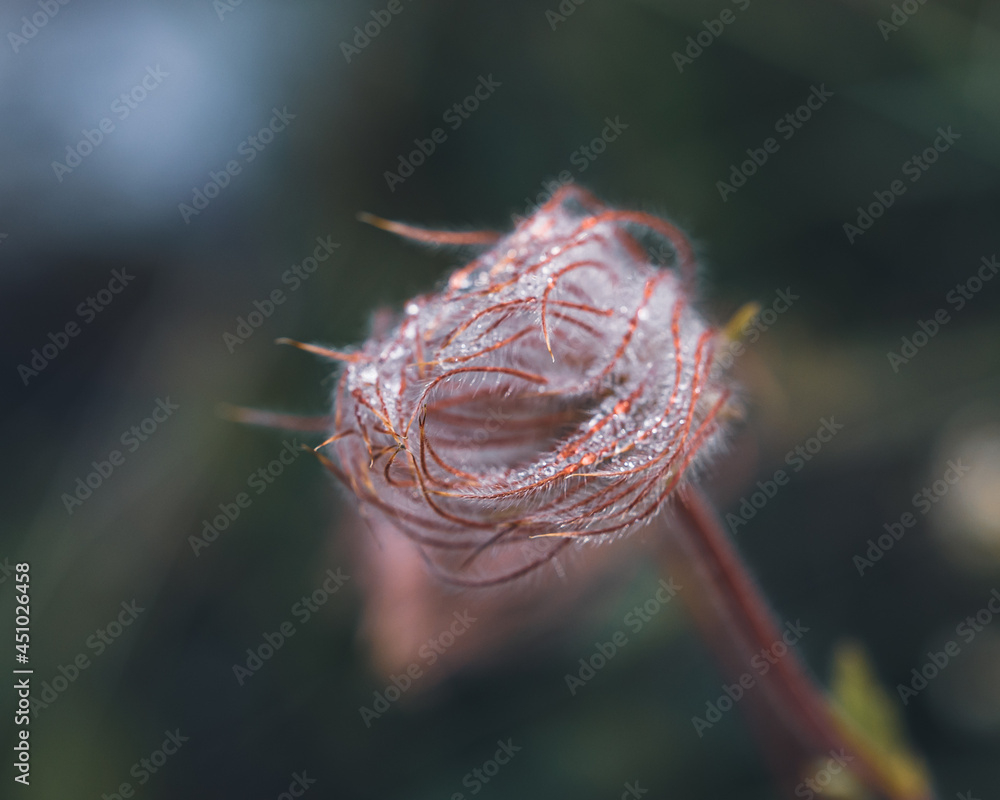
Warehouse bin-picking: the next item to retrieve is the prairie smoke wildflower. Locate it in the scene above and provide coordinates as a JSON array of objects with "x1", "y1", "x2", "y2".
[
  {"x1": 313, "y1": 186, "x2": 736, "y2": 586},
  {"x1": 241, "y1": 186, "x2": 934, "y2": 800}
]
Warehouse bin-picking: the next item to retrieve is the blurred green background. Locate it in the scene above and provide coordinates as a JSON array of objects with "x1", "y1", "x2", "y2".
[{"x1": 2, "y1": 0, "x2": 1000, "y2": 797}]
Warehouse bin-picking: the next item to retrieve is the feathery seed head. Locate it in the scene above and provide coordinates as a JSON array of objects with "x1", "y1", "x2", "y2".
[{"x1": 324, "y1": 187, "x2": 736, "y2": 586}]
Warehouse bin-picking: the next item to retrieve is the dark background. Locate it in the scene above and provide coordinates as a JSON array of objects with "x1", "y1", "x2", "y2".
[{"x1": 2, "y1": 0, "x2": 999, "y2": 798}]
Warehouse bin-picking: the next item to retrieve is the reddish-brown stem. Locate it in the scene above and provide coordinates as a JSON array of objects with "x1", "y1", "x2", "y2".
[{"x1": 670, "y1": 487, "x2": 931, "y2": 800}]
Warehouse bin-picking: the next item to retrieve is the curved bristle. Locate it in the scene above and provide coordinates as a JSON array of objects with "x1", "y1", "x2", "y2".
[{"x1": 357, "y1": 212, "x2": 502, "y2": 245}]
